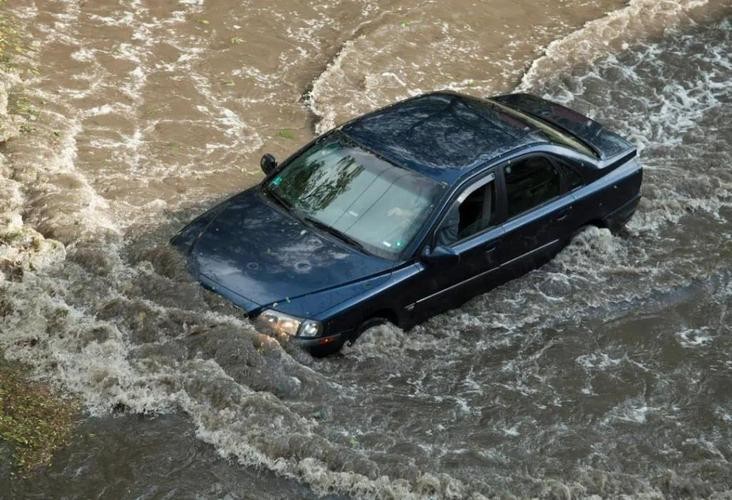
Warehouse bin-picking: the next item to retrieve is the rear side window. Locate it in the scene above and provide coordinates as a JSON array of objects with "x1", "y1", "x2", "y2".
[
  {"x1": 504, "y1": 157, "x2": 560, "y2": 218},
  {"x1": 556, "y1": 159, "x2": 584, "y2": 190},
  {"x1": 565, "y1": 167, "x2": 583, "y2": 190}
]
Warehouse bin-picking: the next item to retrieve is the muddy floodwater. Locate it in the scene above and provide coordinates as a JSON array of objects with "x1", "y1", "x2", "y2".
[{"x1": 1, "y1": 0, "x2": 731, "y2": 498}]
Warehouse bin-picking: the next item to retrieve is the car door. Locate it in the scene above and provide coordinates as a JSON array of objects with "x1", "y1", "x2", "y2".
[
  {"x1": 406, "y1": 171, "x2": 505, "y2": 319},
  {"x1": 496, "y1": 153, "x2": 575, "y2": 278}
]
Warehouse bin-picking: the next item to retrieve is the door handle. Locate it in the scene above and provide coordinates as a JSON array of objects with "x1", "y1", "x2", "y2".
[
  {"x1": 555, "y1": 206, "x2": 572, "y2": 221},
  {"x1": 484, "y1": 245, "x2": 497, "y2": 255}
]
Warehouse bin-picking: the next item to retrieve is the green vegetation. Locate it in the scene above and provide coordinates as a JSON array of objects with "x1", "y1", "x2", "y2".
[
  {"x1": 0, "y1": 1, "x2": 36, "y2": 135},
  {"x1": 0, "y1": 362, "x2": 78, "y2": 472},
  {"x1": 276, "y1": 128, "x2": 296, "y2": 140},
  {"x1": 0, "y1": 1, "x2": 25, "y2": 71},
  {"x1": 8, "y1": 94, "x2": 37, "y2": 120},
  {"x1": 9, "y1": 93, "x2": 37, "y2": 134}
]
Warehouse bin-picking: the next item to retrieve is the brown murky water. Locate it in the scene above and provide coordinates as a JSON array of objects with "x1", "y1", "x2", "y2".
[{"x1": 1, "y1": 0, "x2": 731, "y2": 497}]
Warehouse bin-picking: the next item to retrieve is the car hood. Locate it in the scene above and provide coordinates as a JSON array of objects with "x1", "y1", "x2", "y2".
[{"x1": 187, "y1": 188, "x2": 394, "y2": 313}]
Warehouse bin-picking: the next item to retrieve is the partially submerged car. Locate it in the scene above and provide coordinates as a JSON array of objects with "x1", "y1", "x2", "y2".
[{"x1": 172, "y1": 92, "x2": 641, "y2": 356}]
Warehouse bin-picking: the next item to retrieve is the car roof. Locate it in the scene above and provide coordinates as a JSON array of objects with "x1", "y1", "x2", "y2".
[{"x1": 341, "y1": 91, "x2": 550, "y2": 184}]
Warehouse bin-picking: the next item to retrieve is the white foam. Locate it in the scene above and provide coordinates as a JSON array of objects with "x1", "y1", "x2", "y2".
[
  {"x1": 604, "y1": 398, "x2": 653, "y2": 425},
  {"x1": 519, "y1": 0, "x2": 710, "y2": 91},
  {"x1": 675, "y1": 327, "x2": 714, "y2": 348}
]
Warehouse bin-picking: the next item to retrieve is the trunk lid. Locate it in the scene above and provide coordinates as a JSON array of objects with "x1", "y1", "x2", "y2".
[{"x1": 492, "y1": 93, "x2": 635, "y2": 161}]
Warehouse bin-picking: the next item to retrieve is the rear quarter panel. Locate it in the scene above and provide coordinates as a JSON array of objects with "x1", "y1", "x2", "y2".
[{"x1": 571, "y1": 157, "x2": 643, "y2": 230}]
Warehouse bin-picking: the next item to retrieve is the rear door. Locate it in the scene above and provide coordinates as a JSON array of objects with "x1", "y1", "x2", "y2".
[{"x1": 496, "y1": 153, "x2": 576, "y2": 277}]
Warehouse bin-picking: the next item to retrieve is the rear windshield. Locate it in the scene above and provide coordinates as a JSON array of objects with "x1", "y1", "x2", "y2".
[
  {"x1": 265, "y1": 133, "x2": 445, "y2": 259},
  {"x1": 489, "y1": 100, "x2": 598, "y2": 158}
]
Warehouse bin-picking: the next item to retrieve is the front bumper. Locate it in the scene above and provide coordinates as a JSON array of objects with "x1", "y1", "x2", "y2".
[
  {"x1": 283, "y1": 331, "x2": 347, "y2": 350},
  {"x1": 196, "y1": 271, "x2": 348, "y2": 352}
]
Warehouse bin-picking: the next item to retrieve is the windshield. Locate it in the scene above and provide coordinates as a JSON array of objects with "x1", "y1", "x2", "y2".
[{"x1": 264, "y1": 133, "x2": 444, "y2": 259}]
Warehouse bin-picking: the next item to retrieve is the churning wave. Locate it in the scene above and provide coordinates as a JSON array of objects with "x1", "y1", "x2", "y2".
[{"x1": 1, "y1": 1, "x2": 731, "y2": 498}]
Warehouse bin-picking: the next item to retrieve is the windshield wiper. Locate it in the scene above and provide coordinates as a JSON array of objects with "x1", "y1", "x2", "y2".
[
  {"x1": 263, "y1": 185, "x2": 292, "y2": 211},
  {"x1": 302, "y1": 215, "x2": 369, "y2": 254}
]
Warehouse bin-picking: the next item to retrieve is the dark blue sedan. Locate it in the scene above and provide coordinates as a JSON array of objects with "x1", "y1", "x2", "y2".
[{"x1": 172, "y1": 92, "x2": 642, "y2": 356}]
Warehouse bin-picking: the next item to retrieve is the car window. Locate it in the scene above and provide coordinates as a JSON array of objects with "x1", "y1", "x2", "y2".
[
  {"x1": 561, "y1": 162, "x2": 584, "y2": 190},
  {"x1": 505, "y1": 156, "x2": 560, "y2": 218},
  {"x1": 266, "y1": 133, "x2": 444, "y2": 259},
  {"x1": 436, "y1": 178, "x2": 496, "y2": 246}
]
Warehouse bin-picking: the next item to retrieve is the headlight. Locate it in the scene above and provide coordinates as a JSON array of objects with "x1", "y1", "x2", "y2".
[
  {"x1": 253, "y1": 309, "x2": 322, "y2": 338},
  {"x1": 298, "y1": 319, "x2": 322, "y2": 338}
]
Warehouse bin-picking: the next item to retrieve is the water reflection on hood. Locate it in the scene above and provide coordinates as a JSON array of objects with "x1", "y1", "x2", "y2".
[{"x1": 190, "y1": 189, "x2": 393, "y2": 309}]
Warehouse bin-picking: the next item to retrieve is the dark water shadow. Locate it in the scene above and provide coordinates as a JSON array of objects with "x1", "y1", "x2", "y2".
[{"x1": 2, "y1": 413, "x2": 343, "y2": 500}]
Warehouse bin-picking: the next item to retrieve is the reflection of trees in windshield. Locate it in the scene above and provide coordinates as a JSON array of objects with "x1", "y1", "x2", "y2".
[
  {"x1": 271, "y1": 135, "x2": 442, "y2": 259},
  {"x1": 278, "y1": 149, "x2": 364, "y2": 214}
]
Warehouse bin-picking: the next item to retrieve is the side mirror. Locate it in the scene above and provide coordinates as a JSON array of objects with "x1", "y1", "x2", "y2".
[
  {"x1": 420, "y1": 245, "x2": 460, "y2": 266},
  {"x1": 260, "y1": 153, "x2": 278, "y2": 176}
]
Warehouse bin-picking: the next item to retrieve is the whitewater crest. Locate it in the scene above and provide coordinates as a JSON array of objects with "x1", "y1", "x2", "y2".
[
  {"x1": 518, "y1": 0, "x2": 717, "y2": 91},
  {"x1": 0, "y1": 75, "x2": 471, "y2": 499},
  {"x1": 0, "y1": 215, "x2": 66, "y2": 283},
  {"x1": 0, "y1": 71, "x2": 66, "y2": 283}
]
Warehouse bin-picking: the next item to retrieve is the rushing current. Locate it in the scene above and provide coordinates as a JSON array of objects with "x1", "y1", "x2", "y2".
[{"x1": 0, "y1": 0, "x2": 730, "y2": 497}]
